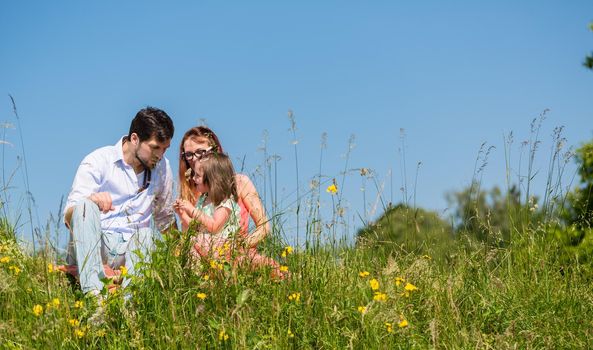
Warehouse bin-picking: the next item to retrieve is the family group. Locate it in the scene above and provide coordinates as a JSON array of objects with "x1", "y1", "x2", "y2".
[{"x1": 61, "y1": 107, "x2": 284, "y2": 298}]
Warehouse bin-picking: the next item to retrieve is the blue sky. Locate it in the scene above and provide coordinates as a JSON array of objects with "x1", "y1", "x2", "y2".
[{"x1": 1, "y1": 1, "x2": 592, "y2": 245}]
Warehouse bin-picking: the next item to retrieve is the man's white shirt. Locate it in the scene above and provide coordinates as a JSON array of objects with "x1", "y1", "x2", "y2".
[{"x1": 64, "y1": 137, "x2": 175, "y2": 240}]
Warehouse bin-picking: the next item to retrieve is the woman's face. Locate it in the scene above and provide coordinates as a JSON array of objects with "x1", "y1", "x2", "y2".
[{"x1": 182, "y1": 136, "x2": 211, "y2": 163}]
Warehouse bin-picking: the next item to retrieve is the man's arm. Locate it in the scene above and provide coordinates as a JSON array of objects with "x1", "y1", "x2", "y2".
[
  {"x1": 63, "y1": 155, "x2": 105, "y2": 230},
  {"x1": 153, "y1": 158, "x2": 177, "y2": 233},
  {"x1": 64, "y1": 192, "x2": 115, "y2": 230}
]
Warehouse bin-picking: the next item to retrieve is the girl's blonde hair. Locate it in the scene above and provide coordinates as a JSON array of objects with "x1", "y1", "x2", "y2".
[{"x1": 195, "y1": 152, "x2": 238, "y2": 206}]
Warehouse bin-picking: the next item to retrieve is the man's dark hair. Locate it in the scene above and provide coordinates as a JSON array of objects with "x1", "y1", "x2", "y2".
[{"x1": 128, "y1": 107, "x2": 174, "y2": 142}]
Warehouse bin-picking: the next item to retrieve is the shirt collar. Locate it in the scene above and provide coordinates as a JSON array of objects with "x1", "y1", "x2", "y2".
[{"x1": 114, "y1": 136, "x2": 127, "y2": 164}]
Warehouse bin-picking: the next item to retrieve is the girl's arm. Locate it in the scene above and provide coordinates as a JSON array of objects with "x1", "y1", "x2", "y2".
[
  {"x1": 192, "y1": 206, "x2": 231, "y2": 234},
  {"x1": 173, "y1": 199, "x2": 195, "y2": 231},
  {"x1": 175, "y1": 205, "x2": 193, "y2": 231},
  {"x1": 236, "y1": 174, "x2": 270, "y2": 247}
]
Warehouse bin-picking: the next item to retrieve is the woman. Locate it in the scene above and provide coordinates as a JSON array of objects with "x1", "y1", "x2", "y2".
[{"x1": 175, "y1": 126, "x2": 270, "y2": 249}]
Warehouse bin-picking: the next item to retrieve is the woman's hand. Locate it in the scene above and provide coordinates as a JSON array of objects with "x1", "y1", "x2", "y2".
[{"x1": 236, "y1": 174, "x2": 270, "y2": 246}]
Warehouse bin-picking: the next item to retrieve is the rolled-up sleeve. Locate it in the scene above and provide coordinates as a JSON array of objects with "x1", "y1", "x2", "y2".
[{"x1": 153, "y1": 158, "x2": 176, "y2": 232}]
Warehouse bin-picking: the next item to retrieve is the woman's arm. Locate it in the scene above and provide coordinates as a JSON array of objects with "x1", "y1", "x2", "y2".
[{"x1": 236, "y1": 174, "x2": 270, "y2": 247}]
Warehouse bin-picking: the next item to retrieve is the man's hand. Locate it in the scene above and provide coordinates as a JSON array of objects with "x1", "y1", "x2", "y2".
[{"x1": 89, "y1": 192, "x2": 115, "y2": 213}]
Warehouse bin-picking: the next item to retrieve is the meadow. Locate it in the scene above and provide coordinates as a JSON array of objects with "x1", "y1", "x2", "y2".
[{"x1": 2, "y1": 118, "x2": 593, "y2": 349}]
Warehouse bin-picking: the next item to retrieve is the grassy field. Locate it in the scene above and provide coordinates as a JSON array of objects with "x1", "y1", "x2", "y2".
[
  {"x1": 1, "y1": 212, "x2": 593, "y2": 349},
  {"x1": 2, "y1": 112, "x2": 592, "y2": 348}
]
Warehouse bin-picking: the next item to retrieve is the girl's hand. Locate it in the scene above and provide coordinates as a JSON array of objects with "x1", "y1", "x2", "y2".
[
  {"x1": 173, "y1": 199, "x2": 194, "y2": 215},
  {"x1": 182, "y1": 200, "x2": 195, "y2": 214},
  {"x1": 173, "y1": 203, "x2": 184, "y2": 217}
]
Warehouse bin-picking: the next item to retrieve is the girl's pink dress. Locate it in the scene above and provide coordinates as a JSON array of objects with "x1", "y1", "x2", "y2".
[{"x1": 193, "y1": 197, "x2": 283, "y2": 278}]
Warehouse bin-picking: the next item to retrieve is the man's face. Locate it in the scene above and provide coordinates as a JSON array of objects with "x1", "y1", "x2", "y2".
[{"x1": 135, "y1": 135, "x2": 171, "y2": 169}]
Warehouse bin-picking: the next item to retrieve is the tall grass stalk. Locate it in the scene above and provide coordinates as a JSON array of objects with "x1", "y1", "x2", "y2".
[
  {"x1": 398, "y1": 128, "x2": 408, "y2": 206},
  {"x1": 287, "y1": 110, "x2": 301, "y2": 244},
  {"x1": 1, "y1": 121, "x2": 16, "y2": 220},
  {"x1": 541, "y1": 126, "x2": 573, "y2": 221},
  {"x1": 9, "y1": 95, "x2": 38, "y2": 253},
  {"x1": 525, "y1": 110, "x2": 547, "y2": 206},
  {"x1": 503, "y1": 131, "x2": 517, "y2": 244}
]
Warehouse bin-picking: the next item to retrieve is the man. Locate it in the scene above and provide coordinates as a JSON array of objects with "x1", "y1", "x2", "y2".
[{"x1": 63, "y1": 107, "x2": 176, "y2": 296}]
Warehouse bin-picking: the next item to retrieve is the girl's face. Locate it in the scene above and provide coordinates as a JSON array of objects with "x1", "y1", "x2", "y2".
[{"x1": 192, "y1": 162, "x2": 208, "y2": 194}]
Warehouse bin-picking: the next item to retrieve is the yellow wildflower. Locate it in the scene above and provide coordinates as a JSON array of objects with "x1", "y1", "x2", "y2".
[
  {"x1": 74, "y1": 328, "x2": 85, "y2": 338},
  {"x1": 52, "y1": 298, "x2": 60, "y2": 308},
  {"x1": 74, "y1": 300, "x2": 83, "y2": 309},
  {"x1": 422, "y1": 254, "x2": 432, "y2": 260},
  {"x1": 398, "y1": 319, "x2": 409, "y2": 328},
  {"x1": 209, "y1": 260, "x2": 224, "y2": 270},
  {"x1": 369, "y1": 278, "x2": 379, "y2": 290},
  {"x1": 358, "y1": 271, "x2": 370, "y2": 278},
  {"x1": 47, "y1": 263, "x2": 54, "y2": 273},
  {"x1": 218, "y1": 329, "x2": 229, "y2": 341},
  {"x1": 287, "y1": 329, "x2": 295, "y2": 338},
  {"x1": 9, "y1": 265, "x2": 21, "y2": 275},
  {"x1": 119, "y1": 265, "x2": 128, "y2": 277},
  {"x1": 280, "y1": 265, "x2": 289, "y2": 273},
  {"x1": 394, "y1": 277, "x2": 405, "y2": 287},
  {"x1": 196, "y1": 292, "x2": 207, "y2": 300},
  {"x1": 68, "y1": 319, "x2": 80, "y2": 327},
  {"x1": 326, "y1": 183, "x2": 338, "y2": 194},
  {"x1": 404, "y1": 283, "x2": 418, "y2": 292},
  {"x1": 385, "y1": 322, "x2": 393, "y2": 333},
  {"x1": 32, "y1": 304, "x2": 43, "y2": 316},
  {"x1": 281, "y1": 246, "x2": 293, "y2": 258},
  {"x1": 0, "y1": 256, "x2": 10, "y2": 264},
  {"x1": 357, "y1": 306, "x2": 367, "y2": 314},
  {"x1": 288, "y1": 292, "x2": 301, "y2": 302},
  {"x1": 373, "y1": 292, "x2": 388, "y2": 302},
  {"x1": 203, "y1": 274, "x2": 210, "y2": 281}
]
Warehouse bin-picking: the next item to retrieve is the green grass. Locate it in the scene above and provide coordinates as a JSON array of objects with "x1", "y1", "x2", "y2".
[
  {"x1": 2, "y1": 111, "x2": 591, "y2": 348},
  {"x1": 1, "y1": 220, "x2": 593, "y2": 349}
]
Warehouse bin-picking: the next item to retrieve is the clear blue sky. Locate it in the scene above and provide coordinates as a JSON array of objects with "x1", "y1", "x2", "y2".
[{"x1": 1, "y1": 1, "x2": 592, "y2": 246}]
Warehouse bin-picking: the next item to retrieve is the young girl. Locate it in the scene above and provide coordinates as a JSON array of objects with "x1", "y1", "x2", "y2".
[
  {"x1": 174, "y1": 152, "x2": 286, "y2": 278},
  {"x1": 174, "y1": 152, "x2": 240, "y2": 260}
]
